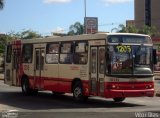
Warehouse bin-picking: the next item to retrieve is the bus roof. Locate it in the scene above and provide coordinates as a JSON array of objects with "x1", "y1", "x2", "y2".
[
  {"x1": 10, "y1": 33, "x2": 151, "y2": 44},
  {"x1": 21, "y1": 33, "x2": 107, "y2": 44}
]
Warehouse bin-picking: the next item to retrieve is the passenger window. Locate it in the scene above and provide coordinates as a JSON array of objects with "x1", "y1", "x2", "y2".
[
  {"x1": 60, "y1": 42, "x2": 73, "y2": 64},
  {"x1": 22, "y1": 44, "x2": 33, "y2": 63},
  {"x1": 46, "y1": 43, "x2": 59, "y2": 64},
  {"x1": 6, "y1": 45, "x2": 12, "y2": 63},
  {"x1": 74, "y1": 42, "x2": 88, "y2": 64}
]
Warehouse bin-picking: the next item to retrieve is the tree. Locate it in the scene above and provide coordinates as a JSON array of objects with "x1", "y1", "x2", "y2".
[
  {"x1": 0, "y1": 0, "x2": 4, "y2": 9},
  {"x1": 21, "y1": 30, "x2": 42, "y2": 39},
  {"x1": 7, "y1": 31, "x2": 22, "y2": 39},
  {"x1": 0, "y1": 34, "x2": 12, "y2": 54},
  {"x1": 127, "y1": 26, "x2": 138, "y2": 33},
  {"x1": 138, "y1": 25, "x2": 157, "y2": 37},
  {"x1": 0, "y1": 30, "x2": 42, "y2": 54},
  {"x1": 7, "y1": 30, "x2": 42, "y2": 39},
  {"x1": 114, "y1": 24, "x2": 138, "y2": 33},
  {"x1": 68, "y1": 22, "x2": 84, "y2": 35},
  {"x1": 52, "y1": 32, "x2": 67, "y2": 37},
  {"x1": 118, "y1": 24, "x2": 127, "y2": 33},
  {"x1": 112, "y1": 24, "x2": 157, "y2": 37}
]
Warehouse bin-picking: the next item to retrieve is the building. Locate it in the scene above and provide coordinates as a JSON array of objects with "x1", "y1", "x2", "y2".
[
  {"x1": 126, "y1": 20, "x2": 135, "y2": 27},
  {"x1": 134, "y1": 0, "x2": 160, "y2": 32},
  {"x1": 134, "y1": 0, "x2": 160, "y2": 74}
]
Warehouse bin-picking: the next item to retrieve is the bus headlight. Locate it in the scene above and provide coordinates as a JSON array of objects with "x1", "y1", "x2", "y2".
[
  {"x1": 149, "y1": 84, "x2": 152, "y2": 88},
  {"x1": 112, "y1": 85, "x2": 116, "y2": 89}
]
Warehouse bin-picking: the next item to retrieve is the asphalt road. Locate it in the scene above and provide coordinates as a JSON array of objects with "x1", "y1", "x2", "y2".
[{"x1": 0, "y1": 80, "x2": 160, "y2": 118}]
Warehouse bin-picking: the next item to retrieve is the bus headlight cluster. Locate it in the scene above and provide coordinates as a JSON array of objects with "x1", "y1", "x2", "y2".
[
  {"x1": 146, "y1": 84, "x2": 153, "y2": 89},
  {"x1": 111, "y1": 85, "x2": 119, "y2": 89}
]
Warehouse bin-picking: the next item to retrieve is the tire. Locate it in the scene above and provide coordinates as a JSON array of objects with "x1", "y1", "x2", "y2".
[
  {"x1": 113, "y1": 97, "x2": 125, "y2": 102},
  {"x1": 21, "y1": 77, "x2": 31, "y2": 95},
  {"x1": 73, "y1": 82, "x2": 88, "y2": 102},
  {"x1": 21, "y1": 77, "x2": 38, "y2": 95}
]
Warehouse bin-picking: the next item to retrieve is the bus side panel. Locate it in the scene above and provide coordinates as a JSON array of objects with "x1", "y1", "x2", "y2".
[
  {"x1": 59, "y1": 65, "x2": 80, "y2": 93},
  {"x1": 43, "y1": 64, "x2": 59, "y2": 91},
  {"x1": 58, "y1": 64, "x2": 90, "y2": 94},
  {"x1": 23, "y1": 62, "x2": 35, "y2": 88}
]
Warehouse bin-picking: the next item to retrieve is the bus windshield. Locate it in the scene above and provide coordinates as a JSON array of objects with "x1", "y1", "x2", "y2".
[{"x1": 106, "y1": 45, "x2": 153, "y2": 76}]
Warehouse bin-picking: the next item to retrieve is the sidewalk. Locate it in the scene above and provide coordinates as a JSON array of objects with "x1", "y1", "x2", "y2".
[
  {"x1": 0, "y1": 73, "x2": 4, "y2": 80},
  {"x1": 155, "y1": 79, "x2": 160, "y2": 97}
]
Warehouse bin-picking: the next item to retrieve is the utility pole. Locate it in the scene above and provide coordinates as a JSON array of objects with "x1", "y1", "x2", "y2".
[
  {"x1": 84, "y1": 0, "x2": 86, "y2": 18},
  {"x1": 84, "y1": 0, "x2": 87, "y2": 34}
]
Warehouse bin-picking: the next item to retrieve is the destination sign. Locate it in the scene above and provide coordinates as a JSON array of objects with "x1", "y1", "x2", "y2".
[
  {"x1": 116, "y1": 45, "x2": 131, "y2": 53},
  {"x1": 108, "y1": 35, "x2": 151, "y2": 43}
]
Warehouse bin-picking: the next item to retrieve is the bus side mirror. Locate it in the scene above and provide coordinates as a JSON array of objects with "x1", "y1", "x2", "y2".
[{"x1": 153, "y1": 49, "x2": 157, "y2": 64}]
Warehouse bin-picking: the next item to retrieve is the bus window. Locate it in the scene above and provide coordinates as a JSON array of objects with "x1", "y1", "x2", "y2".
[
  {"x1": 60, "y1": 42, "x2": 73, "y2": 64},
  {"x1": 74, "y1": 42, "x2": 88, "y2": 64},
  {"x1": 99, "y1": 48, "x2": 105, "y2": 74},
  {"x1": 110, "y1": 45, "x2": 132, "y2": 74},
  {"x1": 22, "y1": 44, "x2": 33, "y2": 63},
  {"x1": 108, "y1": 45, "x2": 132, "y2": 74},
  {"x1": 91, "y1": 49, "x2": 96, "y2": 73},
  {"x1": 46, "y1": 43, "x2": 59, "y2": 64},
  {"x1": 6, "y1": 45, "x2": 12, "y2": 63},
  {"x1": 133, "y1": 46, "x2": 151, "y2": 65}
]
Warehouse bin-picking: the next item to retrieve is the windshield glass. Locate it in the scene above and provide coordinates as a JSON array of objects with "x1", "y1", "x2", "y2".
[
  {"x1": 107, "y1": 45, "x2": 132, "y2": 74},
  {"x1": 106, "y1": 45, "x2": 153, "y2": 75},
  {"x1": 133, "y1": 45, "x2": 152, "y2": 75},
  {"x1": 133, "y1": 46, "x2": 151, "y2": 65}
]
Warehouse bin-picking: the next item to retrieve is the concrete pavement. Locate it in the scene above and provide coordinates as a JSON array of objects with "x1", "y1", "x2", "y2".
[{"x1": 0, "y1": 73, "x2": 4, "y2": 80}]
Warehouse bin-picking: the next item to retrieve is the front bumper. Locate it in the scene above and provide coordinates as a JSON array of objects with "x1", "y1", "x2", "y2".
[{"x1": 104, "y1": 89, "x2": 154, "y2": 98}]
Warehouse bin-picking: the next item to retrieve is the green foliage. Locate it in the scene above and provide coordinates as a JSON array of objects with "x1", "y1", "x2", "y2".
[
  {"x1": 0, "y1": 34, "x2": 12, "y2": 53},
  {"x1": 7, "y1": 30, "x2": 42, "y2": 39},
  {"x1": 7, "y1": 31, "x2": 22, "y2": 39},
  {"x1": 0, "y1": 0, "x2": 4, "y2": 9},
  {"x1": 138, "y1": 25, "x2": 157, "y2": 37},
  {"x1": 21, "y1": 30, "x2": 42, "y2": 39},
  {"x1": 68, "y1": 22, "x2": 84, "y2": 35},
  {"x1": 0, "y1": 30, "x2": 42, "y2": 54},
  {"x1": 113, "y1": 24, "x2": 158, "y2": 37},
  {"x1": 116, "y1": 24, "x2": 138, "y2": 33},
  {"x1": 52, "y1": 32, "x2": 67, "y2": 36}
]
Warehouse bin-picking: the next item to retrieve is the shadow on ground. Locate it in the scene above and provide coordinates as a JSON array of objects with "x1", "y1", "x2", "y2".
[{"x1": 0, "y1": 91, "x2": 145, "y2": 110}]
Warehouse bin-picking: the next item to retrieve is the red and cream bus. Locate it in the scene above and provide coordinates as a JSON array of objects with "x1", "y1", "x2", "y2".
[{"x1": 4, "y1": 33, "x2": 156, "y2": 102}]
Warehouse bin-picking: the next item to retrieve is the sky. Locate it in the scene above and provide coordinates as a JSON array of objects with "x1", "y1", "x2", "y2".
[{"x1": 0, "y1": 0, "x2": 134, "y2": 36}]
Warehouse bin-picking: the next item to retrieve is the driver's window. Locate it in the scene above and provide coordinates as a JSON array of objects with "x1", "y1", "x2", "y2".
[{"x1": 106, "y1": 46, "x2": 112, "y2": 74}]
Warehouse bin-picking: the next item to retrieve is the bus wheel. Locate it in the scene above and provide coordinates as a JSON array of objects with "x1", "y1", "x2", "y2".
[
  {"x1": 73, "y1": 82, "x2": 88, "y2": 102},
  {"x1": 21, "y1": 77, "x2": 38, "y2": 95},
  {"x1": 113, "y1": 97, "x2": 125, "y2": 102},
  {"x1": 21, "y1": 77, "x2": 31, "y2": 95}
]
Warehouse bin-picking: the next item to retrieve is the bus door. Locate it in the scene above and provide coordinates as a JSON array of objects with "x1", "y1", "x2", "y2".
[
  {"x1": 34, "y1": 48, "x2": 45, "y2": 90},
  {"x1": 5, "y1": 44, "x2": 12, "y2": 85},
  {"x1": 12, "y1": 50, "x2": 19, "y2": 86},
  {"x1": 5, "y1": 44, "x2": 20, "y2": 86},
  {"x1": 90, "y1": 46, "x2": 105, "y2": 96}
]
